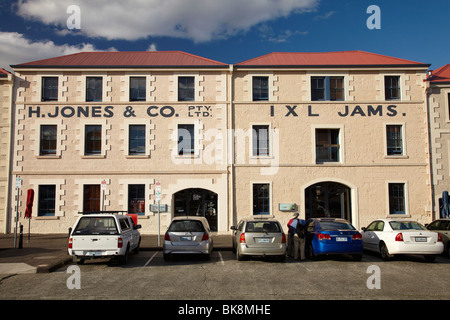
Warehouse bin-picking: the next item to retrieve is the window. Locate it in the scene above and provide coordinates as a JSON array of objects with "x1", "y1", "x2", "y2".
[
  {"x1": 253, "y1": 76, "x2": 269, "y2": 101},
  {"x1": 385, "y1": 76, "x2": 400, "y2": 100},
  {"x1": 311, "y1": 76, "x2": 344, "y2": 101},
  {"x1": 252, "y1": 125, "x2": 269, "y2": 156},
  {"x1": 38, "y1": 185, "x2": 56, "y2": 216},
  {"x1": 128, "y1": 184, "x2": 145, "y2": 215},
  {"x1": 178, "y1": 76, "x2": 195, "y2": 101},
  {"x1": 178, "y1": 124, "x2": 194, "y2": 155},
  {"x1": 388, "y1": 183, "x2": 405, "y2": 214},
  {"x1": 253, "y1": 183, "x2": 270, "y2": 215},
  {"x1": 86, "y1": 77, "x2": 102, "y2": 102},
  {"x1": 315, "y1": 129, "x2": 340, "y2": 163},
  {"x1": 83, "y1": 184, "x2": 100, "y2": 213},
  {"x1": 129, "y1": 125, "x2": 146, "y2": 155},
  {"x1": 130, "y1": 77, "x2": 146, "y2": 101},
  {"x1": 42, "y1": 77, "x2": 58, "y2": 101},
  {"x1": 40, "y1": 125, "x2": 57, "y2": 155},
  {"x1": 386, "y1": 125, "x2": 403, "y2": 155},
  {"x1": 85, "y1": 125, "x2": 102, "y2": 155}
]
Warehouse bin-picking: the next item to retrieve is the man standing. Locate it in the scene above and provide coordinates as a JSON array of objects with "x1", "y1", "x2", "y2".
[
  {"x1": 287, "y1": 212, "x2": 299, "y2": 257},
  {"x1": 293, "y1": 219, "x2": 306, "y2": 260}
]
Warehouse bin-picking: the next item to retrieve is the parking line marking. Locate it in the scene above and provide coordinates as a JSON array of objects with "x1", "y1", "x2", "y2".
[
  {"x1": 144, "y1": 251, "x2": 159, "y2": 267},
  {"x1": 218, "y1": 251, "x2": 224, "y2": 265}
]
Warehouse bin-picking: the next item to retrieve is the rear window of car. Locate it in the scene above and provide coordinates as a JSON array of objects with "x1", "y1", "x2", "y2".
[
  {"x1": 245, "y1": 221, "x2": 281, "y2": 233},
  {"x1": 318, "y1": 221, "x2": 355, "y2": 231},
  {"x1": 389, "y1": 221, "x2": 426, "y2": 231},
  {"x1": 74, "y1": 217, "x2": 118, "y2": 235},
  {"x1": 168, "y1": 220, "x2": 205, "y2": 232}
]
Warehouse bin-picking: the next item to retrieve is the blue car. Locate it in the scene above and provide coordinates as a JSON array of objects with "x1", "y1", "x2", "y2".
[{"x1": 305, "y1": 218, "x2": 363, "y2": 261}]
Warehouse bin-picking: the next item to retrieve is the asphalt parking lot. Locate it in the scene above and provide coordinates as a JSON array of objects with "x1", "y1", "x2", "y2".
[{"x1": 1, "y1": 248, "x2": 450, "y2": 301}]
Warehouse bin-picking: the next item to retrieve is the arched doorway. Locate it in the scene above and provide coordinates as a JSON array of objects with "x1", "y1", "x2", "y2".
[
  {"x1": 305, "y1": 182, "x2": 352, "y2": 222},
  {"x1": 174, "y1": 188, "x2": 218, "y2": 231}
]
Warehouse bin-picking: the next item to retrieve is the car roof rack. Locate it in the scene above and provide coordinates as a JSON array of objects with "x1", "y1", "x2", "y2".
[{"x1": 78, "y1": 210, "x2": 129, "y2": 215}]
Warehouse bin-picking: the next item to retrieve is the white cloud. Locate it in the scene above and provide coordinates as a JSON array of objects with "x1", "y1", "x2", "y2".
[
  {"x1": 16, "y1": 0, "x2": 319, "y2": 42},
  {"x1": 0, "y1": 31, "x2": 115, "y2": 70}
]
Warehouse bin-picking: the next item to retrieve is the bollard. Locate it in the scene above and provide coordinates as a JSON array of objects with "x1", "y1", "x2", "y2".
[{"x1": 18, "y1": 224, "x2": 23, "y2": 249}]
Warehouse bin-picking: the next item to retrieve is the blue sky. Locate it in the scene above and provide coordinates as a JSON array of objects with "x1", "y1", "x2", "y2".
[{"x1": 0, "y1": 0, "x2": 449, "y2": 71}]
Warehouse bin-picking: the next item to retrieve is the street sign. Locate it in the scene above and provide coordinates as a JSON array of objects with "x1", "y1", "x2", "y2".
[
  {"x1": 101, "y1": 180, "x2": 107, "y2": 191},
  {"x1": 15, "y1": 176, "x2": 22, "y2": 189},
  {"x1": 155, "y1": 182, "x2": 161, "y2": 202}
]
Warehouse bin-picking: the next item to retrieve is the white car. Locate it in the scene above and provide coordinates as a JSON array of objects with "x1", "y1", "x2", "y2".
[
  {"x1": 69, "y1": 212, "x2": 141, "y2": 265},
  {"x1": 361, "y1": 219, "x2": 444, "y2": 262}
]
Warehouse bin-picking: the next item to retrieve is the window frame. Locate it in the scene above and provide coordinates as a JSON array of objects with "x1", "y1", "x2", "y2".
[
  {"x1": 387, "y1": 182, "x2": 408, "y2": 216},
  {"x1": 252, "y1": 182, "x2": 271, "y2": 216},
  {"x1": 315, "y1": 128, "x2": 341, "y2": 163},
  {"x1": 385, "y1": 75, "x2": 401, "y2": 100},
  {"x1": 38, "y1": 184, "x2": 56, "y2": 217},
  {"x1": 252, "y1": 124, "x2": 270, "y2": 157},
  {"x1": 84, "y1": 124, "x2": 102, "y2": 156},
  {"x1": 311, "y1": 76, "x2": 345, "y2": 101},
  {"x1": 252, "y1": 76, "x2": 269, "y2": 101},
  {"x1": 86, "y1": 76, "x2": 103, "y2": 102},
  {"x1": 178, "y1": 76, "x2": 195, "y2": 102},
  {"x1": 177, "y1": 124, "x2": 195, "y2": 156},
  {"x1": 128, "y1": 184, "x2": 146, "y2": 216},
  {"x1": 41, "y1": 76, "x2": 59, "y2": 102},
  {"x1": 129, "y1": 76, "x2": 146, "y2": 102},
  {"x1": 83, "y1": 184, "x2": 101, "y2": 213},
  {"x1": 386, "y1": 124, "x2": 404, "y2": 156},
  {"x1": 128, "y1": 124, "x2": 146, "y2": 156},
  {"x1": 39, "y1": 124, "x2": 57, "y2": 156}
]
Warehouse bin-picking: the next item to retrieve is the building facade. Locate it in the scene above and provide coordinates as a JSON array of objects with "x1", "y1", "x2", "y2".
[
  {"x1": 3, "y1": 50, "x2": 436, "y2": 234},
  {"x1": 9, "y1": 51, "x2": 231, "y2": 234},
  {"x1": 427, "y1": 64, "x2": 450, "y2": 217},
  {"x1": 231, "y1": 51, "x2": 432, "y2": 230}
]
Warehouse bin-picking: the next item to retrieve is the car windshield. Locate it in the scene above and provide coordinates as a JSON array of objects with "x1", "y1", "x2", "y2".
[
  {"x1": 318, "y1": 221, "x2": 355, "y2": 231},
  {"x1": 168, "y1": 220, "x2": 205, "y2": 233},
  {"x1": 73, "y1": 217, "x2": 118, "y2": 235},
  {"x1": 389, "y1": 221, "x2": 426, "y2": 231},
  {"x1": 245, "y1": 221, "x2": 281, "y2": 233}
]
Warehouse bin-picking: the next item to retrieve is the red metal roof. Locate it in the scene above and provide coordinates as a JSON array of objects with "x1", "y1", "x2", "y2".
[
  {"x1": 428, "y1": 64, "x2": 450, "y2": 83},
  {"x1": 0, "y1": 68, "x2": 11, "y2": 77},
  {"x1": 235, "y1": 51, "x2": 429, "y2": 67},
  {"x1": 12, "y1": 51, "x2": 228, "y2": 68}
]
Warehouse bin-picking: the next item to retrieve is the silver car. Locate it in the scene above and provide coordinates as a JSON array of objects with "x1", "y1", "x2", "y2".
[
  {"x1": 163, "y1": 216, "x2": 213, "y2": 260},
  {"x1": 231, "y1": 218, "x2": 286, "y2": 261}
]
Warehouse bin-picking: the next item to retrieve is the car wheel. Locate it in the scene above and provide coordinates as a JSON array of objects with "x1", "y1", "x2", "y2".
[
  {"x1": 380, "y1": 242, "x2": 393, "y2": 261},
  {"x1": 163, "y1": 253, "x2": 170, "y2": 261},
  {"x1": 119, "y1": 246, "x2": 130, "y2": 265},
  {"x1": 307, "y1": 243, "x2": 318, "y2": 260},
  {"x1": 236, "y1": 248, "x2": 245, "y2": 261},
  {"x1": 352, "y1": 254, "x2": 362, "y2": 261},
  {"x1": 133, "y1": 237, "x2": 141, "y2": 254}
]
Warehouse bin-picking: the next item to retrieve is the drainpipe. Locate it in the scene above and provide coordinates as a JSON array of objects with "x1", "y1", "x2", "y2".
[
  {"x1": 5, "y1": 72, "x2": 14, "y2": 233},
  {"x1": 425, "y1": 78, "x2": 437, "y2": 220},
  {"x1": 228, "y1": 64, "x2": 235, "y2": 233}
]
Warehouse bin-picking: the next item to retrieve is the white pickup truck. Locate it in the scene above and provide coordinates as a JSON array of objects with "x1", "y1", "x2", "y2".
[{"x1": 68, "y1": 212, "x2": 141, "y2": 265}]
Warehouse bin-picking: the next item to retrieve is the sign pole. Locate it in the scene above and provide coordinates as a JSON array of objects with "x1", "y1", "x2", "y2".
[
  {"x1": 155, "y1": 182, "x2": 161, "y2": 247},
  {"x1": 14, "y1": 177, "x2": 22, "y2": 248}
]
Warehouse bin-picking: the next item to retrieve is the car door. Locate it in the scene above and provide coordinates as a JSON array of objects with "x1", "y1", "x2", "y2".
[
  {"x1": 362, "y1": 221, "x2": 383, "y2": 252},
  {"x1": 119, "y1": 217, "x2": 133, "y2": 249}
]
